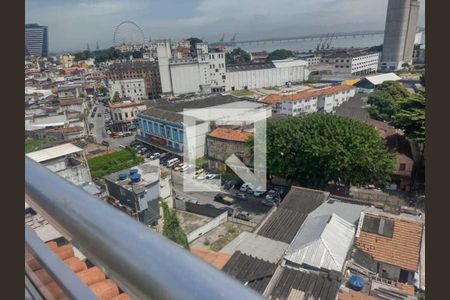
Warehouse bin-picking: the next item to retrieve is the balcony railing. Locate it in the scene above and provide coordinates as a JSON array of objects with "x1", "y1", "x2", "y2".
[{"x1": 25, "y1": 157, "x2": 264, "y2": 300}]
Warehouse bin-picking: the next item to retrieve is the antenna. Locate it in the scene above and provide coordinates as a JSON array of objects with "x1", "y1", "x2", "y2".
[
  {"x1": 231, "y1": 33, "x2": 237, "y2": 42},
  {"x1": 95, "y1": 42, "x2": 100, "y2": 51},
  {"x1": 219, "y1": 33, "x2": 225, "y2": 42},
  {"x1": 86, "y1": 43, "x2": 90, "y2": 52}
]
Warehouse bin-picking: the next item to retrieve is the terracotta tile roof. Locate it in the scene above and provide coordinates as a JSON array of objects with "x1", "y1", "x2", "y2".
[
  {"x1": 26, "y1": 241, "x2": 130, "y2": 300},
  {"x1": 356, "y1": 213, "x2": 423, "y2": 271},
  {"x1": 338, "y1": 290, "x2": 377, "y2": 300},
  {"x1": 208, "y1": 128, "x2": 253, "y2": 143},
  {"x1": 259, "y1": 84, "x2": 354, "y2": 105},
  {"x1": 191, "y1": 247, "x2": 231, "y2": 269}
]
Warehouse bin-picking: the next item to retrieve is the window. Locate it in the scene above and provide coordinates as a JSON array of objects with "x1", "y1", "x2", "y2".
[
  {"x1": 399, "y1": 163, "x2": 406, "y2": 171},
  {"x1": 119, "y1": 113, "x2": 123, "y2": 121},
  {"x1": 125, "y1": 112, "x2": 128, "y2": 118},
  {"x1": 131, "y1": 111, "x2": 134, "y2": 117}
]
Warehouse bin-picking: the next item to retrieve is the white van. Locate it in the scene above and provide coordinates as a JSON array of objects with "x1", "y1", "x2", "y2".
[{"x1": 166, "y1": 158, "x2": 180, "y2": 168}]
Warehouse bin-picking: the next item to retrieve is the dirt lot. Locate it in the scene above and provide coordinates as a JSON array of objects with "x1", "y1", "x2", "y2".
[
  {"x1": 190, "y1": 221, "x2": 253, "y2": 252},
  {"x1": 175, "y1": 210, "x2": 212, "y2": 234}
]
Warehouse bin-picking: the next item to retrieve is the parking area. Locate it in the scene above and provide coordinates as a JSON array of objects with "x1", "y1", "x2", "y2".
[{"x1": 122, "y1": 138, "x2": 290, "y2": 224}]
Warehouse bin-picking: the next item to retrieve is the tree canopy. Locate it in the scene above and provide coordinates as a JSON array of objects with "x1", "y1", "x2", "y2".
[
  {"x1": 161, "y1": 201, "x2": 190, "y2": 250},
  {"x1": 367, "y1": 81, "x2": 410, "y2": 122},
  {"x1": 391, "y1": 92, "x2": 425, "y2": 143},
  {"x1": 257, "y1": 114, "x2": 395, "y2": 189},
  {"x1": 225, "y1": 48, "x2": 251, "y2": 65},
  {"x1": 267, "y1": 49, "x2": 294, "y2": 61},
  {"x1": 73, "y1": 47, "x2": 143, "y2": 64}
]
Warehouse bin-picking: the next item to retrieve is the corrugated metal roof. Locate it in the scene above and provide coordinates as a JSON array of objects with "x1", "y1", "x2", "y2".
[
  {"x1": 364, "y1": 73, "x2": 401, "y2": 85},
  {"x1": 308, "y1": 199, "x2": 369, "y2": 225},
  {"x1": 26, "y1": 143, "x2": 83, "y2": 163},
  {"x1": 221, "y1": 232, "x2": 289, "y2": 264},
  {"x1": 284, "y1": 214, "x2": 355, "y2": 272}
]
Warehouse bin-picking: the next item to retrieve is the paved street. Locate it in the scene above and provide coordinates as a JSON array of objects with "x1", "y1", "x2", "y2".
[
  {"x1": 87, "y1": 103, "x2": 136, "y2": 148},
  {"x1": 169, "y1": 168, "x2": 271, "y2": 224}
]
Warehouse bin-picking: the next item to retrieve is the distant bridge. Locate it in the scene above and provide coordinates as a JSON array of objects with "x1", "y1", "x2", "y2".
[{"x1": 230, "y1": 30, "x2": 385, "y2": 46}]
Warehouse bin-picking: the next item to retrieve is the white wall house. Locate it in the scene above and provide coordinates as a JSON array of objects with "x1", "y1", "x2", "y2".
[
  {"x1": 324, "y1": 52, "x2": 380, "y2": 76},
  {"x1": 109, "y1": 78, "x2": 147, "y2": 101},
  {"x1": 275, "y1": 84, "x2": 356, "y2": 116},
  {"x1": 225, "y1": 58, "x2": 309, "y2": 91}
]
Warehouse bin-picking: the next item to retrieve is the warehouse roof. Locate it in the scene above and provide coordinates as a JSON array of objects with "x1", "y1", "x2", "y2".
[
  {"x1": 264, "y1": 267, "x2": 341, "y2": 300},
  {"x1": 362, "y1": 73, "x2": 401, "y2": 86},
  {"x1": 281, "y1": 186, "x2": 329, "y2": 212},
  {"x1": 26, "y1": 143, "x2": 83, "y2": 163},
  {"x1": 284, "y1": 214, "x2": 355, "y2": 272},
  {"x1": 227, "y1": 62, "x2": 275, "y2": 72},
  {"x1": 308, "y1": 199, "x2": 369, "y2": 225},
  {"x1": 257, "y1": 208, "x2": 308, "y2": 244},
  {"x1": 221, "y1": 232, "x2": 289, "y2": 264},
  {"x1": 222, "y1": 251, "x2": 277, "y2": 294}
]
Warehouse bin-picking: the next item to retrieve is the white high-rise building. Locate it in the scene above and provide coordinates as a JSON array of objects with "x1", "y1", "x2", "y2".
[
  {"x1": 156, "y1": 41, "x2": 226, "y2": 96},
  {"x1": 380, "y1": 0, "x2": 420, "y2": 71}
]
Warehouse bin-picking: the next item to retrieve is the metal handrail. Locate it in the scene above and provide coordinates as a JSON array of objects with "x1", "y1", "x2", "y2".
[
  {"x1": 25, "y1": 157, "x2": 263, "y2": 300},
  {"x1": 25, "y1": 226, "x2": 98, "y2": 300}
]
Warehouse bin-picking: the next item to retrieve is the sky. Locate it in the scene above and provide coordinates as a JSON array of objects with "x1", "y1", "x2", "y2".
[{"x1": 25, "y1": 0, "x2": 425, "y2": 53}]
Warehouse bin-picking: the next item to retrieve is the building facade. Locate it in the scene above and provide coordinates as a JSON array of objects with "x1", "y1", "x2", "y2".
[
  {"x1": 104, "y1": 162, "x2": 160, "y2": 226},
  {"x1": 25, "y1": 24, "x2": 49, "y2": 57},
  {"x1": 156, "y1": 41, "x2": 226, "y2": 96},
  {"x1": 225, "y1": 58, "x2": 309, "y2": 91},
  {"x1": 106, "y1": 61, "x2": 161, "y2": 99},
  {"x1": 321, "y1": 52, "x2": 380, "y2": 76},
  {"x1": 380, "y1": 0, "x2": 420, "y2": 71},
  {"x1": 262, "y1": 84, "x2": 356, "y2": 116},
  {"x1": 109, "y1": 101, "x2": 147, "y2": 132},
  {"x1": 206, "y1": 127, "x2": 253, "y2": 172}
]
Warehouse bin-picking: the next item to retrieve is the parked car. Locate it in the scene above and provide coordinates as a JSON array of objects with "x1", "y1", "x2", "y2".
[
  {"x1": 224, "y1": 180, "x2": 237, "y2": 191},
  {"x1": 101, "y1": 140, "x2": 110, "y2": 147},
  {"x1": 240, "y1": 182, "x2": 255, "y2": 192},
  {"x1": 117, "y1": 132, "x2": 125, "y2": 137},
  {"x1": 265, "y1": 190, "x2": 279, "y2": 201},
  {"x1": 175, "y1": 195, "x2": 185, "y2": 201},
  {"x1": 194, "y1": 168, "x2": 204, "y2": 177},
  {"x1": 174, "y1": 163, "x2": 186, "y2": 171},
  {"x1": 123, "y1": 131, "x2": 133, "y2": 137},
  {"x1": 97, "y1": 113, "x2": 102, "y2": 117},
  {"x1": 235, "y1": 211, "x2": 251, "y2": 221},
  {"x1": 253, "y1": 187, "x2": 265, "y2": 197},
  {"x1": 138, "y1": 147, "x2": 148, "y2": 155},
  {"x1": 261, "y1": 199, "x2": 276, "y2": 207},
  {"x1": 214, "y1": 193, "x2": 235, "y2": 205},
  {"x1": 110, "y1": 131, "x2": 118, "y2": 138},
  {"x1": 130, "y1": 141, "x2": 140, "y2": 147},
  {"x1": 206, "y1": 174, "x2": 220, "y2": 180},
  {"x1": 219, "y1": 207, "x2": 234, "y2": 217},
  {"x1": 196, "y1": 173, "x2": 208, "y2": 180},
  {"x1": 149, "y1": 153, "x2": 160, "y2": 160},
  {"x1": 236, "y1": 192, "x2": 246, "y2": 201}
]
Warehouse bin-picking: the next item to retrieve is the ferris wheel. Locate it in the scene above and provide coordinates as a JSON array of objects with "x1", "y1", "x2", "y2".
[{"x1": 113, "y1": 21, "x2": 146, "y2": 46}]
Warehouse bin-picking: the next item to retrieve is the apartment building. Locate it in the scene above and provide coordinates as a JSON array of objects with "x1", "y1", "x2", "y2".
[
  {"x1": 321, "y1": 50, "x2": 380, "y2": 76},
  {"x1": 261, "y1": 84, "x2": 356, "y2": 116},
  {"x1": 106, "y1": 61, "x2": 161, "y2": 100},
  {"x1": 157, "y1": 41, "x2": 226, "y2": 95}
]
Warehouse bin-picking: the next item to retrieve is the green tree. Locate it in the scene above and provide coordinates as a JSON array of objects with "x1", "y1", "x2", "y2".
[
  {"x1": 254, "y1": 114, "x2": 395, "y2": 190},
  {"x1": 267, "y1": 49, "x2": 294, "y2": 61},
  {"x1": 97, "y1": 85, "x2": 108, "y2": 96},
  {"x1": 367, "y1": 81, "x2": 410, "y2": 122},
  {"x1": 391, "y1": 93, "x2": 425, "y2": 143},
  {"x1": 225, "y1": 48, "x2": 251, "y2": 65},
  {"x1": 161, "y1": 202, "x2": 190, "y2": 250},
  {"x1": 111, "y1": 92, "x2": 121, "y2": 103}
]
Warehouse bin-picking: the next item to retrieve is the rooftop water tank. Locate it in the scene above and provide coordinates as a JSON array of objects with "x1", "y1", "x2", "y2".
[
  {"x1": 129, "y1": 168, "x2": 138, "y2": 175},
  {"x1": 348, "y1": 275, "x2": 365, "y2": 291},
  {"x1": 118, "y1": 173, "x2": 128, "y2": 180},
  {"x1": 130, "y1": 173, "x2": 141, "y2": 183}
]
